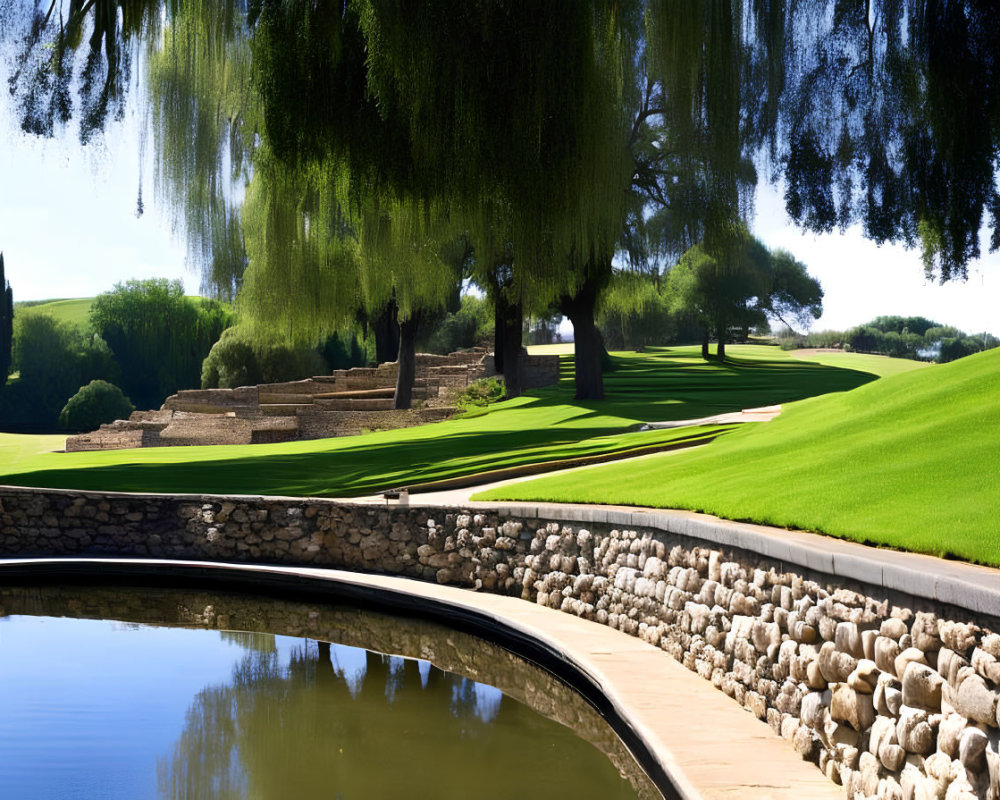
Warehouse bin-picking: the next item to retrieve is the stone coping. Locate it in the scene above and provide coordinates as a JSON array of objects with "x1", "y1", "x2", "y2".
[
  {"x1": 0, "y1": 557, "x2": 840, "y2": 800},
  {"x1": 5, "y1": 482, "x2": 996, "y2": 619}
]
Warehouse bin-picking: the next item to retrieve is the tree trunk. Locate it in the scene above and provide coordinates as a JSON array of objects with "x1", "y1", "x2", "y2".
[
  {"x1": 493, "y1": 297, "x2": 505, "y2": 375},
  {"x1": 701, "y1": 327, "x2": 710, "y2": 360},
  {"x1": 561, "y1": 278, "x2": 605, "y2": 401},
  {"x1": 717, "y1": 322, "x2": 727, "y2": 361},
  {"x1": 394, "y1": 315, "x2": 418, "y2": 409},
  {"x1": 373, "y1": 298, "x2": 400, "y2": 365},
  {"x1": 495, "y1": 291, "x2": 523, "y2": 399}
]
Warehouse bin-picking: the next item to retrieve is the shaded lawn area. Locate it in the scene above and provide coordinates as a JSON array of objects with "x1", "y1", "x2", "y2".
[
  {"x1": 0, "y1": 345, "x2": 885, "y2": 498},
  {"x1": 477, "y1": 348, "x2": 1000, "y2": 566}
]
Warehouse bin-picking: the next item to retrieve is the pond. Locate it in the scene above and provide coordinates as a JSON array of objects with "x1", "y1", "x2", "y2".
[{"x1": 0, "y1": 582, "x2": 660, "y2": 800}]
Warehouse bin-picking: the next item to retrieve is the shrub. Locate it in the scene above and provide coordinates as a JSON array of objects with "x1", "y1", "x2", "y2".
[
  {"x1": 201, "y1": 326, "x2": 362, "y2": 389},
  {"x1": 421, "y1": 294, "x2": 494, "y2": 354},
  {"x1": 89, "y1": 279, "x2": 234, "y2": 408},
  {"x1": 2, "y1": 314, "x2": 118, "y2": 429},
  {"x1": 456, "y1": 377, "x2": 505, "y2": 412},
  {"x1": 58, "y1": 380, "x2": 135, "y2": 432}
]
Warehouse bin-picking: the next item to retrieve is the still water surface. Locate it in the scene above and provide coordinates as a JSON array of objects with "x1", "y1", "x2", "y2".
[{"x1": 0, "y1": 613, "x2": 643, "y2": 799}]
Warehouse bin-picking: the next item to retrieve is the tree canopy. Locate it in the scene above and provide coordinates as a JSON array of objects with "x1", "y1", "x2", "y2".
[{"x1": 4, "y1": 0, "x2": 997, "y2": 392}]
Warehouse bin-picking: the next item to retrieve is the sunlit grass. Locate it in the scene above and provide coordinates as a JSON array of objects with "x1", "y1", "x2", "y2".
[
  {"x1": 0, "y1": 345, "x2": 883, "y2": 498},
  {"x1": 477, "y1": 348, "x2": 1000, "y2": 566}
]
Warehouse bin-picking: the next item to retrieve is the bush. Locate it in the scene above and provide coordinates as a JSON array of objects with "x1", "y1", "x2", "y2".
[
  {"x1": 89, "y1": 279, "x2": 234, "y2": 408},
  {"x1": 1, "y1": 314, "x2": 118, "y2": 429},
  {"x1": 201, "y1": 326, "x2": 364, "y2": 389},
  {"x1": 420, "y1": 294, "x2": 493, "y2": 354},
  {"x1": 58, "y1": 380, "x2": 135, "y2": 432},
  {"x1": 456, "y1": 377, "x2": 505, "y2": 412}
]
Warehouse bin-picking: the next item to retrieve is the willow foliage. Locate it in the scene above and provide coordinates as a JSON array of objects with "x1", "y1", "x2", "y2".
[{"x1": 146, "y1": 0, "x2": 253, "y2": 299}]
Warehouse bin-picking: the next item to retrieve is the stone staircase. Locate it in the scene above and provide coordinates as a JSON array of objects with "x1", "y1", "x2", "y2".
[{"x1": 66, "y1": 348, "x2": 558, "y2": 452}]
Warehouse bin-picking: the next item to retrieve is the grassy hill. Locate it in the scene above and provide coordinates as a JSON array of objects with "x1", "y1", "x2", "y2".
[
  {"x1": 13, "y1": 295, "x2": 220, "y2": 330},
  {"x1": 477, "y1": 347, "x2": 1000, "y2": 565},
  {"x1": 0, "y1": 345, "x2": 903, "y2": 501},
  {"x1": 14, "y1": 298, "x2": 95, "y2": 328}
]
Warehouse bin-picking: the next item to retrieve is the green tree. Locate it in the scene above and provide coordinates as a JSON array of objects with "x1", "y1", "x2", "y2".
[
  {"x1": 89, "y1": 279, "x2": 234, "y2": 409},
  {"x1": 666, "y1": 234, "x2": 823, "y2": 360},
  {"x1": 58, "y1": 379, "x2": 135, "y2": 432},
  {"x1": 0, "y1": 253, "x2": 12, "y2": 388},
  {"x1": 3, "y1": 314, "x2": 118, "y2": 429}
]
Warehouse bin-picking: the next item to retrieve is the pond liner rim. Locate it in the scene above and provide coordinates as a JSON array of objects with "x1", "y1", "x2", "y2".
[{"x1": 0, "y1": 557, "x2": 682, "y2": 800}]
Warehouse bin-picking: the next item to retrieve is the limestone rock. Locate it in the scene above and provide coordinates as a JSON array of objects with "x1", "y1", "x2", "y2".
[
  {"x1": 902, "y1": 662, "x2": 945, "y2": 712},
  {"x1": 881, "y1": 617, "x2": 909, "y2": 640},
  {"x1": 876, "y1": 673, "x2": 904, "y2": 718},
  {"x1": 938, "y1": 648, "x2": 970, "y2": 689},
  {"x1": 970, "y1": 647, "x2": 1000, "y2": 684},
  {"x1": 895, "y1": 647, "x2": 929, "y2": 681},
  {"x1": 937, "y1": 713, "x2": 969, "y2": 758},
  {"x1": 957, "y1": 727, "x2": 988, "y2": 774},
  {"x1": 862, "y1": 628, "x2": 878, "y2": 661},
  {"x1": 896, "y1": 706, "x2": 934, "y2": 754},
  {"x1": 954, "y1": 672, "x2": 998, "y2": 725},
  {"x1": 819, "y1": 640, "x2": 858, "y2": 683},
  {"x1": 876, "y1": 636, "x2": 903, "y2": 674},
  {"x1": 806, "y1": 659, "x2": 828, "y2": 690},
  {"x1": 800, "y1": 689, "x2": 831, "y2": 729},
  {"x1": 831, "y1": 684, "x2": 876, "y2": 732},
  {"x1": 836, "y1": 621, "x2": 864, "y2": 658},
  {"x1": 939, "y1": 621, "x2": 977, "y2": 656},
  {"x1": 849, "y1": 659, "x2": 881, "y2": 694},
  {"x1": 979, "y1": 633, "x2": 1000, "y2": 659},
  {"x1": 911, "y1": 612, "x2": 942, "y2": 653}
]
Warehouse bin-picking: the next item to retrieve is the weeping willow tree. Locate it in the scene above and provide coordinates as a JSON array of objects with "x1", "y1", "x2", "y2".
[
  {"x1": 146, "y1": 0, "x2": 253, "y2": 300},
  {"x1": 8, "y1": 0, "x2": 1000, "y2": 402},
  {"x1": 246, "y1": 0, "x2": 641, "y2": 400},
  {"x1": 772, "y1": 0, "x2": 1000, "y2": 282}
]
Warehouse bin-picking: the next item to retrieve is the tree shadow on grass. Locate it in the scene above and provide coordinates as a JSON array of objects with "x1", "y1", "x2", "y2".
[{"x1": 3, "y1": 351, "x2": 878, "y2": 497}]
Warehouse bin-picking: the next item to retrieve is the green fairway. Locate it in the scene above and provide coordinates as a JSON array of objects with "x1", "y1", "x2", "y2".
[
  {"x1": 0, "y1": 345, "x2": 883, "y2": 498},
  {"x1": 476, "y1": 347, "x2": 1000, "y2": 566}
]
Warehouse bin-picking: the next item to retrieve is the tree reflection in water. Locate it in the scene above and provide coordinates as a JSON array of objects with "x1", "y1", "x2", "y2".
[{"x1": 159, "y1": 637, "x2": 640, "y2": 800}]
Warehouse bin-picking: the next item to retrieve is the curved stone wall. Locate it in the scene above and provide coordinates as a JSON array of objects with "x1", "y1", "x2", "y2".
[{"x1": 2, "y1": 485, "x2": 1000, "y2": 799}]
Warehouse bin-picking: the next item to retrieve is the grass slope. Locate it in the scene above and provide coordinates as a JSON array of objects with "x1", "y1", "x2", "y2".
[
  {"x1": 477, "y1": 348, "x2": 1000, "y2": 565},
  {"x1": 14, "y1": 298, "x2": 95, "y2": 328},
  {"x1": 0, "y1": 345, "x2": 883, "y2": 499},
  {"x1": 13, "y1": 296, "x2": 220, "y2": 330}
]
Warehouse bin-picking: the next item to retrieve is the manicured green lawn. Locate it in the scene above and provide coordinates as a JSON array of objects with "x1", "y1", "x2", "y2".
[
  {"x1": 476, "y1": 347, "x2": 1000, "y2": 566},
  {"x1": 0, "y1": 345, "x2": 882, "y2": 498}
]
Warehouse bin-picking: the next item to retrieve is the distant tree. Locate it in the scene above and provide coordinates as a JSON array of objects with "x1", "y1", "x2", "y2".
[
  {"x1": 666, "y1": 235, "x2": 824, "y2": 360},
  {"x1": 762, "y1": 250, "x2": 824, "y2": 334},
  {"x1": 665, "y1": 235, "x2": 771, "y2": 360},
  {"x1": 0, "y1": 253, "x2": 11, "y2": 388},
  {"x1": 59, "y1": 380, "x2": 135, "y2": 432},
  {"x1": 3, "y1": 314, "x2": 118, "y2": 428},
  {"x1": 89, "y1": 279, "x2": 234, "y2": 408}
]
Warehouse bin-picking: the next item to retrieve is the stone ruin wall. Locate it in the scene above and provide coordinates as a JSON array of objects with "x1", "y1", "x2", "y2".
[
  {"x1": 65, "y1": 352, "x2": 560, "y2": 452},
  {"x1": 1, "y1": 484, "x2": 996, "y2": 800}
]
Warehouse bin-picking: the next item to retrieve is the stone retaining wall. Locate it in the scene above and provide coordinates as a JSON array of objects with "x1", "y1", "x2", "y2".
[{"x1": 1, "y1": 485, "x2": 998, "y2": 800}]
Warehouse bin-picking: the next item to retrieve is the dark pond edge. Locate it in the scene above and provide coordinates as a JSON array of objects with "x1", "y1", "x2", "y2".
[{"x1": 0, "y1": 557, "x2": 681, "y2": 800}]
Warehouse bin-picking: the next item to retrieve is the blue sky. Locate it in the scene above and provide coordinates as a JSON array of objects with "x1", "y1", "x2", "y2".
[{"x1": 2, "y1": 90, "x2": 998, "y2": 335}]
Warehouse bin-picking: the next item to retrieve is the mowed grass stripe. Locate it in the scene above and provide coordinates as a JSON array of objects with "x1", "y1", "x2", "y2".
[
  {"x1": 476, "y1": 347, "x2": 1000, "y2": 566},
  {"x1": 0, "y1": 345, "x2": 892, "y2": 499}
]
